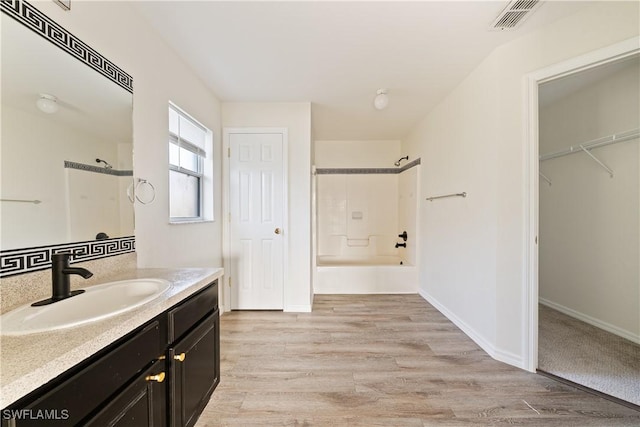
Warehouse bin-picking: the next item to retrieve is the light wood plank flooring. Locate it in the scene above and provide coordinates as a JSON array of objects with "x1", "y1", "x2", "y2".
[{"x1": 196, "y1": 294, "x2": 640, "y2": 426}]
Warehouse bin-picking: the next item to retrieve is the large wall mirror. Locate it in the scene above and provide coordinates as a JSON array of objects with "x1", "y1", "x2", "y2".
[{"x1": 1, "y1": 1, "x2": 135, "y2": 276}]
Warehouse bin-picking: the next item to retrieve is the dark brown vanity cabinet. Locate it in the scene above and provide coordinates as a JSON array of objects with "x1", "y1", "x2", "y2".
[
  {"x1": 2, "y1": 280, "x2": 220, "y2": 427},
  {"x1": 167, "y1": 279, "x2": 220, "y2": 427}
]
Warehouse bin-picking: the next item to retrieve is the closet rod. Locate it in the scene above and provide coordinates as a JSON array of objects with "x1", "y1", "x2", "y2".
[
  {"x1": 539, "y1": 128, "x2": 639, "y2": 162},
  {"x1": 1, "y1": 198, "x2": 42, "y2": 204}
]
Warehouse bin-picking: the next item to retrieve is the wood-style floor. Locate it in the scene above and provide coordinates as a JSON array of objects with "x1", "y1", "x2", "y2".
[{"x1": 195, "y1": 294, "x2": 640, "y2": 426}]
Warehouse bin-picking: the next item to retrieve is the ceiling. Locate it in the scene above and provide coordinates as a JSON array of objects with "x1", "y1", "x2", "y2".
[
  {"x1": 133, "y1": 1, "x2": 593, "y2": 141},
  {"x1": 539, "y1": 54, "x2": 640, "y2": 108}
]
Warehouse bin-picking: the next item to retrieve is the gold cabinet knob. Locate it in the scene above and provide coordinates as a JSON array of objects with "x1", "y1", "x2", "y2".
[
  {"x1": 145, "y1": 372, "x2": 165, "y2": 383},
  {"x1": 274, "y1": 228, "x2": 281, "y2": 234},
  {"x1": 174, "y1": 353, "x2": 186, "y2": 362}
]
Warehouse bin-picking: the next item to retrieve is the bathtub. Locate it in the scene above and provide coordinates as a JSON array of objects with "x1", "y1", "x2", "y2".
[{"x1": 314, "y1": 255, "x2": 418, "y2": 294}]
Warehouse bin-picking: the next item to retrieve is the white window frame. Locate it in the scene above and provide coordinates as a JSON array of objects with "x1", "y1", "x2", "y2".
[{"x1": 168, "y1": 103, "x2": 210, "y2": 223}]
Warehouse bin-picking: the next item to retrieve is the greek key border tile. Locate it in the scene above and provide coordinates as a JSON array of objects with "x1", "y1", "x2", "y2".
[
  {"x1": 64, "y1": 161, "x2": 133, "y2": 176},
  {"x1": 316, "y1": 158, "x2": 421, "y2": 175},
  {"x1": 0, "y1": 236, "x2": 135, "y2": 278},
  {"x1": 1, "y1": 0, "x2": 133, "y2": 93}
]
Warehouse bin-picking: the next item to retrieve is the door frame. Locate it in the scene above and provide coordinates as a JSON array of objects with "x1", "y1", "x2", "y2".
[
  {"x1": 222, "y1": 127, "x2": 289, "y2": 312},
  {"x1": 522, "y1": 37, "x2": 639, "y2": 372}
]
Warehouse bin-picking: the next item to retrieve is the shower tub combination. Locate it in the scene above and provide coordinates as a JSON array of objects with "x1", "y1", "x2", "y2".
[{"x1": 313, "y1": 157, "x2": 420, "y2": 294}]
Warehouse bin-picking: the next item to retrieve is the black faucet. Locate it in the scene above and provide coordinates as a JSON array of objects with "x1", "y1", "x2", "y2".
[
  {"x1": 395, "y1": 242, "x2": 407, "y2": 248},
  {"x1": 32, "y1": 253, "x2": 92, "y2": 306}
]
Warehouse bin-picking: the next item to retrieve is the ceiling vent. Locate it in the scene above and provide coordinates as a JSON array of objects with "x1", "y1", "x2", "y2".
[{"x1": 490, "y1": 0, "x2": 543, "y2": 31}]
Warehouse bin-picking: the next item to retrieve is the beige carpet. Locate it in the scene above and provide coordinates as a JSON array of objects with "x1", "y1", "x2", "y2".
[{"x1": 538, "y1": 304, "x2": 640, "y2": 406}]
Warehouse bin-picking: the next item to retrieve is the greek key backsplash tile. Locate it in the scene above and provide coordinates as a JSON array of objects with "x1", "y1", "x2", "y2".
[
  {"x1": 1, "y1": 0, "x2": 133, "y2": 93},
  {"x1": 0, "y1": 236, "x2": 135, "y2": 278}
]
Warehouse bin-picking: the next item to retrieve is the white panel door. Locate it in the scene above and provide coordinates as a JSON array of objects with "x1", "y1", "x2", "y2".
[{"x1": 229, "y1": 132, "x2": 284, "y2": 309}]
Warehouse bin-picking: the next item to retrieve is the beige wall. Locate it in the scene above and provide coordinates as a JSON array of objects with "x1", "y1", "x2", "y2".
[
  {"x1": 403, "y1": 2, "x2": 640, "y2": 366},
  {"x1": 539, "y1": 60, "x2": 639, "y2": 341},
  {"x1": 31, "y1": 1, "x2": 224, "y2": 270},
  {"x1": 222, "y1": 102, "x2": 312, "y2": 311}
]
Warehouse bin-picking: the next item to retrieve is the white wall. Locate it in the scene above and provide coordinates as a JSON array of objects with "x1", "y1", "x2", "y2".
[
  {"x1": 539, "y1": 60, "x2": 639, "y2": 341},
  {"x1": 31, "y1": 1, "x2": 224, "y2": 269},
  {"x1": 315, "y1": 140, "x2": 400, "y2": 168},
  {"x1": 222, "y1": 102, "x2": 312, "y2": 311},
  {"x1": 403, "y1": 2, "x2": 639, "y2": 367}
]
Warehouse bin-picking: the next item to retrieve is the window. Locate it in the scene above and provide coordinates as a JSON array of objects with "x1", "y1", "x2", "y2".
[{"x1": 169, "y1": 104, "x2": 210, "y2": 222}]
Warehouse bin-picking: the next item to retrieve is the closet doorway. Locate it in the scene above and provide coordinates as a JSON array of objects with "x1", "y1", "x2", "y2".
[{"x1": 536, "y1": 53, "x2": 639, "y2": 406}]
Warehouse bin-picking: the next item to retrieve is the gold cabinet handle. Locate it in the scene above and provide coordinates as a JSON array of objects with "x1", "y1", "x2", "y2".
[
  {"x1": 274, "y1": 228, "x2": 281, "y2": 234},
  {"x1": 145, "y1": 372, "x2": 165, "y2": 383},
  {"x1": 174, "y1": 353, "x2": 186, "y2": 362}
]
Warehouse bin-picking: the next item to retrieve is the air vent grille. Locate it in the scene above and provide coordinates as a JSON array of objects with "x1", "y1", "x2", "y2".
[{"x1": 490, "y1": 0, "x2": 543, "y2": 31}]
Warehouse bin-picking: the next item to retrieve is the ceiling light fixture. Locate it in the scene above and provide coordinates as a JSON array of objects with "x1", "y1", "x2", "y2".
[
  {"x1": 36, "y1": 94, "x2": 59, "y2": 114},
  {"x1": 373, "y1": 89, "x2": 389, "y2": 110}
]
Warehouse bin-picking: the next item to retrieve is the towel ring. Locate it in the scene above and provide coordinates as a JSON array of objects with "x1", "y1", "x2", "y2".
[
  {"x1": 127, "y1": 178, "x2": 156, "y2": 205},
  {"x1": 135, "y1": 179, "x2": 156, "y2": 204}
]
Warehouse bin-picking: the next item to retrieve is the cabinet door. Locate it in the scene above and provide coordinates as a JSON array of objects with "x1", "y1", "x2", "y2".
[
  {"x1": 85, "y1": 359, "x2": 167, "y2": 427},
  {"x1": 170, "y1": 311, "x2": 220, "y2": 427}
]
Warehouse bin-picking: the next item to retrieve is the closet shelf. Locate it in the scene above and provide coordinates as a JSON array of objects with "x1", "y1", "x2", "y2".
[
  {"x1": 539, "y1": 128, "x2": 639, "y2": 162},
  {"x1": 539, "y1": 128, "x2": 639, "y2": 179}
]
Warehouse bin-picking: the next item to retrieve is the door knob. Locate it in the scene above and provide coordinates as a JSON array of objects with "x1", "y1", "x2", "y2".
[{"x1": 274, "y1": 228, "x2": 281, "y2": 234}]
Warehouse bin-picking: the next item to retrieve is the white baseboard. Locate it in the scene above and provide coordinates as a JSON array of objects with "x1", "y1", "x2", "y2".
[
  {"x1": 418, "y1": 288, "x2": 524, "y2": 369},
  {"x1": 493, "y1": 348, "x2": 524, "y2": 368},
  {"x1": 539, "y1": 298, "x2": 640, "y2": 345},
  {"x1": 284, "y1": 304, "x2": 312, "y2": 313},
  {"x1": 219, "y1": 304, "x2": 312, "y2": 314}
]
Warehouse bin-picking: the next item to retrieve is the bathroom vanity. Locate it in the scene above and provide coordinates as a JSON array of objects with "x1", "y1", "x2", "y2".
[{"x1": 0, "y1": 268, "x2": 223, "y2": 427}]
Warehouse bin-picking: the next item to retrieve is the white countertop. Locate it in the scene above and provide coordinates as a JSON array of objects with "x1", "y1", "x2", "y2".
[{"x1": 0, "y1": 267, "x2": 224, "y2": 408}]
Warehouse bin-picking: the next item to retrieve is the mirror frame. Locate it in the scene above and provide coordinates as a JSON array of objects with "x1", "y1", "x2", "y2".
[{"x1": 0, "y1": 0, "x2": 135, "y2": 278}]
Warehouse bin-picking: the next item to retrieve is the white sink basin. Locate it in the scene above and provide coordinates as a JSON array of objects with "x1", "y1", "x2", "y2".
[{"x1": 0, "y1": 279, "x2": 170, "y2": 336}]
